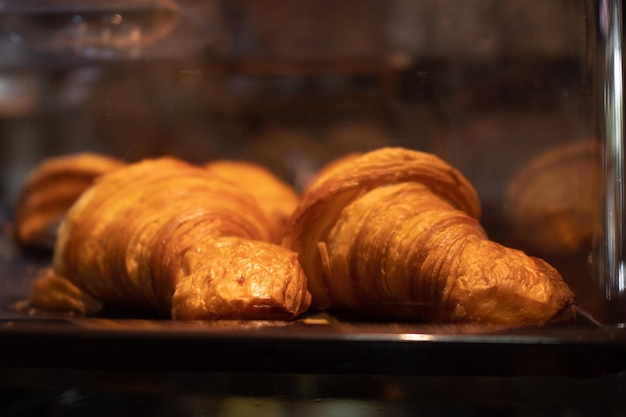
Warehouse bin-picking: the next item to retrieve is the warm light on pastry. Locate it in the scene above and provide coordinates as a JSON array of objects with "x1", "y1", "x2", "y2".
[
  {"x1": 30, "y1": 157, "x2": 311, "y2": 320},
  {"x1": 204, "y1": 159, "x2": 301, "y2": 243},
  {"x1": 283, "y1": 147, "x2": 576, "y2": 327}
]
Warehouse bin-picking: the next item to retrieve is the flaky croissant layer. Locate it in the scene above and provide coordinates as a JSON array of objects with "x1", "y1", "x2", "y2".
[
  {"x1": 47, "y1": 157, "x2": 311, "y2": 320},
  {"x1": 284, "y1": 147, "x2": 576, "y2": 327}
]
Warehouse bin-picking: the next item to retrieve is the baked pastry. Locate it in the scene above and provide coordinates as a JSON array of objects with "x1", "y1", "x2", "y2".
[
  {"x1": 14, "y1": 153, "x2": 126, "y2": 251},
  {"x1": 204, "y1": 159, "x2": 300, "y2": 243},
  {"x1": 283, "y1": 147, "x2": 576, "y2": 327},
  {"x1": 31, "y1": 157, "x2": 311, "y2": 320},
  {"x1": 504, "y1": 140, "x2": 600, "y2": 256}
]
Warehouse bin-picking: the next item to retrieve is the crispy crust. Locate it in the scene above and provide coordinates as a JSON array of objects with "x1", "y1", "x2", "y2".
[
  {"x1": 283, "y1": 147, "x2": 576, "y2": 327},
  {"x1": 205, "y1": 159, "x2": 300, "y2": 243},
  {"x1": 43, "y1": 157, "x2": 310, "y2": 319}
]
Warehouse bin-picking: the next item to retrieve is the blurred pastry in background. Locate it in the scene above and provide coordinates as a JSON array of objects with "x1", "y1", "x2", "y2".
[
  {"x1": 503, "y1": 139, "x2": 601, "y2": 257},
  {"x1": 13, "y1": 153, "x2": 126, "y2": 251},
  {"x1": 205, "y1": 159, "x2": 301, "y2": 242},
  {"x1": 325, "y1": 120, "x2": 392, "y2": 157}
]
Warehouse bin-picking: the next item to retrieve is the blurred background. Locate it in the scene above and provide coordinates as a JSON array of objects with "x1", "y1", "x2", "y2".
[{"x1": 0, "y1": 0, "x2": 591, "y2": 196}]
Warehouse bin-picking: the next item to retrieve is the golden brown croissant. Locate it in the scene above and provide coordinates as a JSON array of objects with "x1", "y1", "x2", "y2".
[
  {"x1": 32, "y1": 157, "x2": 311, "y2": 320},
  {"x1": 14, "y1": 153, "x2": 126, "y2": 250},
  {"x1": 283, "y1": 147, "x2": 576, "y2": 327},
  {"x1": 204, "y1": 159, "x2": 300, "y2": 243},
  {"x1": 504, "y1": 140, "x2": 600, "y2": 256}
]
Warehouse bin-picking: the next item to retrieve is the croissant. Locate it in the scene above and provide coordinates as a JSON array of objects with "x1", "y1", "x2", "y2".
[
  {"x1": 283, "y1": 147, "x2": 576, "y2": 327},
  {"x1": 14, "y1": 153, "x2": 126, "y2": 250},
  {"x1": 32, "y1": 157, "x2": 311, "y2": 320},
  {"x1": 504, "y1": 140, "x2": 600, "y2": 256},
  {"x1": 204, "y1": 159, "x2": 300, "y2": 243}
]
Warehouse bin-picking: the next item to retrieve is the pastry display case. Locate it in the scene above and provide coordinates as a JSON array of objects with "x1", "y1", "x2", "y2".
[{"x1": 1, "y1": 0, "x2": 626, "y2": 415}]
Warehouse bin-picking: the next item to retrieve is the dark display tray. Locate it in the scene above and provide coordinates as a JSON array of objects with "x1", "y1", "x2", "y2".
[{"x1": 2, "y1": 229, "x2": 626, "y2": 378}]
